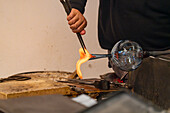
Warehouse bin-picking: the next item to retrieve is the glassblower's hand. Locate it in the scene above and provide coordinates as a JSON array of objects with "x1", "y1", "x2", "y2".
[{"x1": 67, "y1": 8, "x2": 87, "y2": 35}]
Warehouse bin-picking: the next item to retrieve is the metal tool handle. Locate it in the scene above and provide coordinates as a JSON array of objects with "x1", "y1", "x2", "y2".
[
  {"x1": 68, "y1": 79, "x2": 93, "y2": 85},
  {"x1": 60, "y1": 0, "x2": 87, "y2": 53},
  {"x1": 60, "y1": 0, "x2": 71, "y2": 15},
  {"x1": 56, "y1": 79, "x2": 93, "y2": 85}
]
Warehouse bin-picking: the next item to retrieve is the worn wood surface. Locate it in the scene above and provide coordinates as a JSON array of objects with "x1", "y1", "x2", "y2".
[
  {"x1": 0, "y1": 71, "x2": 119, "y2": 100},
  {"x1": 0, "y1": 71, "x2": 72, "y2": 99}
]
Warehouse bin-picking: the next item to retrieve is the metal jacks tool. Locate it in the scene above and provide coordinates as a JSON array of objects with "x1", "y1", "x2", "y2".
[{"x1": 60, "y1": 0, "x2": 87, "y2": 53}]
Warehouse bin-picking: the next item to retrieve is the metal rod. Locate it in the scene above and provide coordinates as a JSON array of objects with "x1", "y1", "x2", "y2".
[
  {"x1": 76, "y1": 33, "x2": 86, "y2": 50},
  {"x1": 143, "y1": 50, "x2": 170, "y2": 57},
  {"x1": 89, "y1": 54, "x2": 112, "y2": 60},
  {"x1": 60, "y1": 0, "x2": 87, "y2": 53}
]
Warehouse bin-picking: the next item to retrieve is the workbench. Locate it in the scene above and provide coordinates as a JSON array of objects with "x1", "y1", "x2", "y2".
[{"x1": 0, "y1": 71, "x2": 119, "y2": 99}]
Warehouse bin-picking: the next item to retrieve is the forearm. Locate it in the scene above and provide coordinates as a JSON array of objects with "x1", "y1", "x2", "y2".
[{"x1": 69, "y1": 0, "x2": 87, "y2": 14}]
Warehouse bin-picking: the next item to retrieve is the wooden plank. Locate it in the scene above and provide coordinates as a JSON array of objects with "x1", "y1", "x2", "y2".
[{"x1": 0, "y1": 71, "x2": 72, "y2": 99}]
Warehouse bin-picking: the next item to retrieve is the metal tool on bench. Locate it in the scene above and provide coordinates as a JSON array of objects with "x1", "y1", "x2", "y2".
[
  {"x1": 60, "y1": 0, "x2": 87, "y2": 53},
  {"x1": 0, "y1": 75, "x2": 31, "y2": 83},
  {"x1": 57, "y1": 79, "x2": 110, "y2": 90}
]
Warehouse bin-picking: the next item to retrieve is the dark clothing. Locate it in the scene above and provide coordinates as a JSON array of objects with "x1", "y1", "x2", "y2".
[{"x1": 70, "y1": 0, "x2": 170, "y2": 51}]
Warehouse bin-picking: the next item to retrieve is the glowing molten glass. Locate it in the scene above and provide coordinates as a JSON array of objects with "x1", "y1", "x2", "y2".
[{"x1": 76, "y1": 48, "x2": 94, "y2": 79}]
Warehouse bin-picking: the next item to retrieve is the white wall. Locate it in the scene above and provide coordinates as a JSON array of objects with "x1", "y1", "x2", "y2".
[{"x1": 0, "y1": 0, "x2": 112, "y2": 78}]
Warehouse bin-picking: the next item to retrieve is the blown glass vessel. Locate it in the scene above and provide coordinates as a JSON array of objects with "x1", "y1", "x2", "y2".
[{"x1": 111, "y1": 40, "x2": 143, "y2": 71}]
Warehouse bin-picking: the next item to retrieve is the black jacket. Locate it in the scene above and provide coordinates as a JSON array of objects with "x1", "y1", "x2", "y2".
[{"x1": 70, "y1": 0, "x2": 170, "y2": 51}]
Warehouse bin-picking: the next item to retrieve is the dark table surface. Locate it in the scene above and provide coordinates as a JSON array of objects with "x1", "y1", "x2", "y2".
[{"x1": 0, "y1": 94, "x2": 86, "y2": 113}]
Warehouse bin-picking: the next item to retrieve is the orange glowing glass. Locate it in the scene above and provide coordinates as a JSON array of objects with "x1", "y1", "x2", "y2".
[{"x1": 76, "y1": 48, "x2": 94, "y2": 79}]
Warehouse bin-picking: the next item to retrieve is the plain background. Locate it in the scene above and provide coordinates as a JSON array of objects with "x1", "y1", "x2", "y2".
[{"x1": 0, "y1": 0, "x2": 112, "y2": 78}]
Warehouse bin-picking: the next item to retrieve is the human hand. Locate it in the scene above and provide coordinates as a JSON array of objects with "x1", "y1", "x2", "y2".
[{"x1": 67, "y1": 8, "x2": 87, "y2": 35}]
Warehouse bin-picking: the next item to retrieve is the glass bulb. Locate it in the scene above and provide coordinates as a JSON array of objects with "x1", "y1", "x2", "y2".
[{"x1": 111, "y1": 40, "x2": 143, "y2": 71}]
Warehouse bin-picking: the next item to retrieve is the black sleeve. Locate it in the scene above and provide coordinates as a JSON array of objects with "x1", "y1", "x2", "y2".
[{"x1": 69, "y1": 0, "x2": 87, "y2": 14}]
